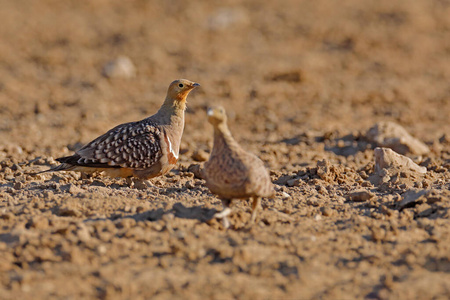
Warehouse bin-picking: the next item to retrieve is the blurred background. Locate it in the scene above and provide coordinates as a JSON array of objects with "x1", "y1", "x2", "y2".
[{"x1": 0, "y1": 0, "x2": 449, "y2": 157}]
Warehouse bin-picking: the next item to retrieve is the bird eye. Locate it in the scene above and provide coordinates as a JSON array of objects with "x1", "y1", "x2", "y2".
[{"x1": 178, "y1": 83, "x2": 184, "y2": 88}]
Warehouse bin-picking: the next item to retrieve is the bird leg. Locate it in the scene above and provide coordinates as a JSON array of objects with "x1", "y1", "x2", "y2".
[
  {"x1": 213, "y1": 199, "x2": 232, "y2": 229},
  {"x1": 126, "y1": 177, "x2": 133, "y2": 187},
  {"x1": 250, "y1": 197, "x2": 262, "y2": 225}
]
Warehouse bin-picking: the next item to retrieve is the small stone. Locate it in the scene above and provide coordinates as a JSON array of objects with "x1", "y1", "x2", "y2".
[
  {"x1": 192, "y1": 150, "x2": 209, "y2": 162},
  {"x1": 185, "y1": 180, "x2": 195, "y2": 189},
  {"x1": 371, "y1": 227, "x2": 386, "y2": 242},
  {"x1": 13, "y1": 182, "x2": 23, "y2": 190},
  {"x1": 74, "y1": 224, "x2": 91, "y2": 242},
  {"x1": 281, "y1": 192, "x2": 291, "y2": 199},
  {"x1": 397, "y1": 189, "x2": 429, "y2": 209},
  {"x1": 287, "y1": 178, "x2": 301, "y2": 187},
  {"x1": 347, "y1": 189, "x2": 375, "y2": 202},
  {"x1": 97, "y1": 245, "x2": 107, "y2": 255},
  {"x1": 187, "y1": 163, "x2": 205, "y2": 179},
  {"x1": 102, "y1": 56, "x2": 136, "y2": 79},
  {"x1": 320, "y1": 207, "x2": 334, "y2": 217}
]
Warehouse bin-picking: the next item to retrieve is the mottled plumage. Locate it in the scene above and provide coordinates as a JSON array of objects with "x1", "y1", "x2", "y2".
[
  {"x1": 203, "y1": 106, "x2": 274, "y2": 228},
  {"x1": 38, "y1": 79, "x2": 199, "y2": 187}
]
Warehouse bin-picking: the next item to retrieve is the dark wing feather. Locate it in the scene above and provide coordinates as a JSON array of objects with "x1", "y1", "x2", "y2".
[{"x1": 68, "y1": 120, "x2": 164, "y2": 169}]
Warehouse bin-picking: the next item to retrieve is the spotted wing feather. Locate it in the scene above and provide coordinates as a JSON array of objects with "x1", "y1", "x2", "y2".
[{"x1": 73, "y1": 120, "x2": 163, "y2": 169}]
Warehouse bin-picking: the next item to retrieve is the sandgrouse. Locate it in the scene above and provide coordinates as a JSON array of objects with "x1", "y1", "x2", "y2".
[
  {"x1": 38, "y1": 79, "x2": 199, "y2": 188},
  {"x1": 203, "y1": 106, "x2": 274, "y2": 228}
]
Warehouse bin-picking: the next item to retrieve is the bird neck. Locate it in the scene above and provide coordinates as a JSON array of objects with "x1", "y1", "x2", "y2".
[
  {"x1": 156, "y1": 97, "x2": 186, "y2": 125},
  {"x1": 213, "y1": 123, "x2": 237, "y2": 149}
]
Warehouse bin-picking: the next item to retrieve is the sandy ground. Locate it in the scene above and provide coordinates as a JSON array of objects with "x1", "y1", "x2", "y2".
[{"x1": 1, "y1": 0, "x2": 450, "y2": 299}]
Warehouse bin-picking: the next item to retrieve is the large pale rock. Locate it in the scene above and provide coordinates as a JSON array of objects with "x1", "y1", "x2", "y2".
[
  {"x1": 366, "y1": 122, "x2": 429, "y2": 155},
  {"x1": 374, "y1": 147, "x2": 426, "y2": 174},
  {"x1": 370, "y1": 147, "x2": 426, "y2": 186}
]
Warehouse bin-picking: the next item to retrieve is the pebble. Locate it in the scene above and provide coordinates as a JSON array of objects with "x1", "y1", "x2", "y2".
[
  {"x1": 76, "y1": 224, "x2": 91, "y2": 242},
  {"x1": 13, "y1": 182, "x2": 23, "y2": 190},
  {"x1": 281, "y1": 191, "x2": 291, "y2": 199},
  {"x1": 187, "y1": 163, "x2": 205, "y2": 179},
  {"x1": 192, "y1": 150, "x2": 209, "y2": 162},
  {"x1": 97, "y1": 245, "x2": 107, "y2": 255},
  {"x1": 397, "y1": 190, "x2": 429, "y2": 209},
  {"x1": 185, "y1": 180, "x2": 195, "y2": 189},
  {"x1": 102, "y1": 56, "x2": 136, "y2": 79},
  {"x1": 347, "y1": 189, "x2": 375, "y2": 202},
  {"x1": 287, "y1": 178, "x2": 301, "y2": 187},
  {"x1": 320, "y1": 207, "x2": 334, "y2": 217}
]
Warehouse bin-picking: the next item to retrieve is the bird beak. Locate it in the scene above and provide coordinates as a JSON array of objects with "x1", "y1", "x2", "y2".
[
  {"x1": 207, "y1": 108, "x2": 214, "y2": 116},
  {"x1": 192, "y1": 83, "x2": 200, "y2": 88}
]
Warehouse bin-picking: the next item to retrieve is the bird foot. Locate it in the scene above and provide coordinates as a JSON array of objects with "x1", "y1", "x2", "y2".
[
  {"x1": 213, "y1": 207, "x2": 232, "y2": 229},
  {"x1": 221, "y1": 217, "x2": 230, "y2": 229}
]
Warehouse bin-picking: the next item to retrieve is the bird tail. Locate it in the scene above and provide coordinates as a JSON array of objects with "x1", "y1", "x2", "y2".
[{"x1": 28, "y1": 163, "x2": 75, "y2": 176}]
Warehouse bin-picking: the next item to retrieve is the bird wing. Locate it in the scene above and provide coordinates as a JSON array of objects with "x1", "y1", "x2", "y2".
[{"x1": 71, "y1": 120, "x2": 164, "y2": 169}]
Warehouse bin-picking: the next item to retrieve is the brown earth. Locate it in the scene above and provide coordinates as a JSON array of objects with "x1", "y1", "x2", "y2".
[{"x1": 1, "y1": 0, "x2": 450, "y2": 299}]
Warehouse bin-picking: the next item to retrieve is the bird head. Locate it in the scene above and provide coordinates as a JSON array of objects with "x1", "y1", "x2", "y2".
[
  {"x1": 207, "y1": 106, "x2": 227, "y2": 126},
  {"x1": 166, "y1": 79, "x2": 200, "y2": 102}
]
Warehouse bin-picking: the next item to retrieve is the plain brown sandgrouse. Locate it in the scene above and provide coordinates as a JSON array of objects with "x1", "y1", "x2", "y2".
[
  {"x1": 203, "y1": 106, "x2": 275, "y2": 228},
  {"x1": 37, "y1": 79, "x2": 199, "y2": 188}
]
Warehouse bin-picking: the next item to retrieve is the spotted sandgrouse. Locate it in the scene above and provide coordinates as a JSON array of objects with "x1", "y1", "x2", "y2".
[
  {"x1": 203, "y1": 106, "x2": 274, "y2": 228},
  {"x1": 38, "y1": 79, "x2": 199, "y2": 188}
]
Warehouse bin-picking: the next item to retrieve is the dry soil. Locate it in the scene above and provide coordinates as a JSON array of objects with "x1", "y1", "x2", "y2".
[{"x1": 0, "y1": 1, "x2": 450, "y2": 299}]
